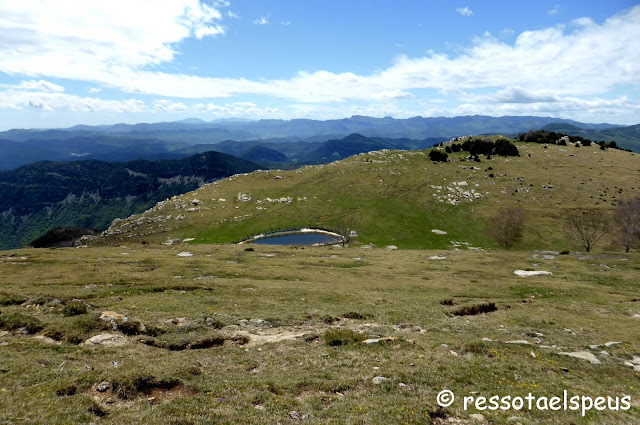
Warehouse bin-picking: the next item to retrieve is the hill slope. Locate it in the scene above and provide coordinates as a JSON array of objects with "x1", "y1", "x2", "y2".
[
  {"x1": 0, "y1": 152, "x2": 260, "y2": 250},
  {"x1": 543, "y1": 123, "x2": 640, "y2": 152},
  {"x1": 97, "y1": 139, "x2": 640, "y2": 251}
]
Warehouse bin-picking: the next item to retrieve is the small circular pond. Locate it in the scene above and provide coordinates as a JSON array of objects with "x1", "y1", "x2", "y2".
[{"x1": 240, "y1": 229, "x2": 343, "y2": 246}]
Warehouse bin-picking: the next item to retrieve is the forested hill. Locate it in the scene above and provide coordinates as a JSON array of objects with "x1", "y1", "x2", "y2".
[{"x1": 0, "y1": 152, "x2": 259, "y2": 250}]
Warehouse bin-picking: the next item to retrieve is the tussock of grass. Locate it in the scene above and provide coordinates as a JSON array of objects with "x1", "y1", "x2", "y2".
[
  {"x1": 324, "y1": 328, "x2": 366, "y2": 346},
  {"x1": 0, "y1": 294, "x2": 26, "y2": 306},
  {"x1": 0, "y1": 312, "x2": 44, "y2": 334},
  {"x1": 61, "y1": 300, "x2": 88, "y2": 316},
  {"x1": 439, "y1": 298, "x2": 454, "y2": 306},
  {"x1": 342, "y1": 311, "x2": 373, "y2": 320},
  {"x1": 451, "y1": 302, "x2": 497, "y2": 316}
]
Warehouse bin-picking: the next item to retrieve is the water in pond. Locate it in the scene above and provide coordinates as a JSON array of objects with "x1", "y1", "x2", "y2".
[{"x1": 250, "y1": 232, "x2": 342, "y2": 246}]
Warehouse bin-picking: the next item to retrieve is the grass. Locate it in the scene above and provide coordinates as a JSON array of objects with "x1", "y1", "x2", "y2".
[
  {"x1": 96, "y1": 140, "x2": 640, "y2": 252},
  {"x1": 1, "y1": 142, "x2": 640, "y2": 423},
  {"x1": 0, "y1": 244, "x2": 639, "y2": 424}
]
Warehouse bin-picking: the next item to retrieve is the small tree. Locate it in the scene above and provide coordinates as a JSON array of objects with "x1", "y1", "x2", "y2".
[
  {"x1": 564, "y1": 209, "x2": 608, "y2": 252},
  {"x1": 613, "y1": 198, "x2": 640, "y2": 252},
  {"x1": 489, "y1": 207, "x2": 525, "y2": 249}
]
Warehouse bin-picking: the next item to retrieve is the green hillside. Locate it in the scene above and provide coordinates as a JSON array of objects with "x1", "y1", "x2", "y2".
[{"x1": 97, "y1": 138, "x2": 640, "y2": 252}]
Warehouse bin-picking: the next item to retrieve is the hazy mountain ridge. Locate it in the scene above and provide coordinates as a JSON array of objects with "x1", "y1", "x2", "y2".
[{"x1": 1, "y1": 115, "x2": 634, "y2": 171}]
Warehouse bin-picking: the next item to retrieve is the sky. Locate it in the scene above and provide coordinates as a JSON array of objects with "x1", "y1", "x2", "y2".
[{"x1": 0, "y1": 0, "x2": 639, "y2": 130}]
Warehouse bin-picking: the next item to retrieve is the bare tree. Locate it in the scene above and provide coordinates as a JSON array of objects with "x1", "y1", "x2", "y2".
[
  {"x1": 564, "y1": 209, "x2": 608, "y2": 252},
  {"x1": 489, "y1": 207, "x2": 525, "y2": 249},
  {"x1": 613, "y1": 198, "x2": 640, "y2": 252},
  {"x1": 335, "y1": 214, "x2": 359, "y2": 247}
]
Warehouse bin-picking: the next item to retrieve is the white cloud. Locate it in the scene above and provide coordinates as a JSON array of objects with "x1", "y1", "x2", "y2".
[
  {"x1": 456, "y1": 7, "x2": 473, "y2": 17},
  {"x1": 0, "y1": 89, "x2": 146, "y2": 113},
  {"x1": 548, "y1": 5, "x2": 559, "y2": 15},
  {"x1": 19, "y1": 80, "x2": 64, "y2": 92},
  {"x1": 227, "y1": 10, "x2": 239, "y2": 18},
  {"x1": 281, "y1": 20, "x2": 290, "y2": 26},
  {"x1": 154, "y1": 100, "x2": 188, "y2": 112},
  {"x1": 28, "y1": 100, "x2": 54, "y2": 112},
  {"x1": 0, "y1": 0, "x2": 226, "y2": 78},
  {"x1": 253, "y1": 16, "x2": 269, "y2": 25},
  {"x1": 88, "y1": 87, "x2": 101, "y2": 94}
]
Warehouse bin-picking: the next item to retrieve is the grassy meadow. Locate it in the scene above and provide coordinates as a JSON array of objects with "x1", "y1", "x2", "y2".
[
  {"x1": 1, "y1": 139, "x2": 640, "y2": 424},
  {"x1": 1, "y1": 244, "x2": 639, "y2": 424}
]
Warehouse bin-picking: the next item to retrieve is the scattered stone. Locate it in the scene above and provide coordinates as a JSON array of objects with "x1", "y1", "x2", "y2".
[
  {"x1": 399, "y1": 382, "x2": 408, "y2": 388},
  {"x1": 176, "y1": 251, "x2": 194, "y2": 257},
  {"x1": 558, "y1": 351, "x2": 600, "y2": 364},
  {"x1": 431, "y1": 229, "x2": 447, "y2": 235},
  {"x1": 288, "y1": 411, "x2": 301, "y2": 420},
  {"x1": 362, "y1": 336, "x2": 399, "y2": 344},
  {"x1": 385, "y1": 245, "x2": 398, "y2": 250},
  {"x1": 183, "y1": 238, "x2": 195, "y2": 242},
  {"x1": 449, "y1": 350, "x2": 459, "y2": 357},
  {"x1": 604, "y1": 341, "x2": 621, "y2": 347},
  {"x1": 514, "y1": 270, "x2": 552, "y2": 277},
  {"x1": 429, "y1": 255, "x2": 447, "y2": 260},
  {"x1": 254, "y1": 404, "x2": 265, "y2": 410},
  {"x1": 372, "y1": 376, "x2": 390, "y2": 384},
  {"x1": 0, "y1": 331, "x2": 9, "y2": 338},
  {"x1": 32, "y1": 335, "x2": 60, "y2": 345},
  {"x1": 481, "y1": 338, "x2": 493, "y2": 342},
  {"x1": 506, "y1": 340, "x2": 530, "y2": 345},
  {"x1": 95, "y1": 381, "x2": 110, "y2": 392},
  {"x1": 530, "y1": 351, "x2": 537, "y2": 358},
  {"x1": 84, "y1": 333, "x2": 127, "y2": 347},
  {"x1": 99, "y1": 311, "x2": 128, "y2": 322},
  {"x1": 469, "y1": 413, "x2": 488, "y2": 424},
  {"x1": 633, "y1": 314, "x2": 640, "y2": 318}
]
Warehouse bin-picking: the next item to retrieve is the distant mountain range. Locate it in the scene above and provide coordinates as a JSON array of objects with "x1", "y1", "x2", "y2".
[
  {"x1": 1, "y1": 115, "x2": 635, "y2": 170},
  {"x1": 0, "y1": 152, "x2": 259, "y2": 250}
]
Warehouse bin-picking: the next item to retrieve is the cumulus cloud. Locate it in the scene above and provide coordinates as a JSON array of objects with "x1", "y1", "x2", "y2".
[
  {"x1": 88, "y1": 87, "x2": 101, "y2": 94},
  {"x1": 19, "y1": 80, "x2": 64, "y2": 92},
  {"x1": 456, "y1": 7, "x2": 473, "y2": 17},
  {"x1": 0, "y1": 89, "x2": 146, "y2": 113},
  {"x1": 253, "y1": 16, "x2": 269, "y2": 25},
  {"x1": 0, "y1": 0, "x2": 226, "y2": 78},
  {"x1": 281, "y1": 20, "x2": 290, "y2": 26},
  {"x1": 548, "y1": 5, "x2": 559, "y2": 15},
  {"x1": 154, "y1": 100, "x2": 188, "y2": 112}
]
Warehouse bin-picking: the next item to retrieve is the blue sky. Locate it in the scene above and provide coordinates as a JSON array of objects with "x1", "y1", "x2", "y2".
[{"x1": 0, "y1": 0, "x2": 638, "y2": 130}]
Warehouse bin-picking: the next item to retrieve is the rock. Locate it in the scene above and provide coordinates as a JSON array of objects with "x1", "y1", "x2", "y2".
[
  {"x1": 431, "y1": 229, "x2": 447, "y2": 235},
  {"x1": 633, "y1": 314, "x2": 640, "y2": 318},
  {"x1": 469, "y1": 413, "x2": 488, "y2": 423},
  {"x1": 288, "y1": 411, "x2": 301, "y2": 420},
  {"x1": 95, "y1": 381, "x2": 110, "y2": 392},
  {"x1": 429, "y1": 255, "x2": 447, "y2": 260},
  {"x1": 99, "y1": 311, "x2": 128, "y2": 322},
  {"x1": 176, "y1": 251, "x2": 194, "y2": 257},
  {"x1": 514, "y1": 270, "x2": 553, "y2": 277},
  {"x1": 32, "y1": 335, "x2": 60, "y2": 345},
  {"x1": 506, "y1": 340, "x2": 530, "y2": 345},
  {"x1": 0, "y1": 331, "x2": 9, "y2": 338},
  {"x1": 385, "y1": 245, "x2": 397, "y2": 250},
  {"x1": 530, "y1": 351, "x2": 537, "y2": 358},
  {"x1": 449, "y1": 350, "x2": 459, "y2": 357},
  {"x1": 604, "y1": 341, "x2": 621, "y2": 347},
  {"x1": 558, "y1": 351, "x2": 600, "y2": 364},
  {"x1": 399, "y1": 382, "x2": 407, "y2": 388},
  {"x1": 372, "y1": 376, "x2": 389, "y2": 384},
  {"x1": 630, "y1": 356, "x2": 640, "y2": 365},
  {"x1": 362, "y1": 336, "x2": 399, "y2": 344},
  {"x1": 84, "y1": 333, "x2": 127, "y2": 346}
]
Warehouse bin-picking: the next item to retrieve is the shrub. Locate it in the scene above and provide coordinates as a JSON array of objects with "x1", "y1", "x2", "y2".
[
  {"x1": 0, "y1": 294, "x2": 26, "y2": 306},
  {"x1": 342, "y1": 311, "x2": 372, "y2": 320},
  {"x1": 494, "y1": 139, "x2": 519, "y2": 156},
  {"x1": 439, "y1": 298, "x2": 454, "y2": 306},
  {"x1": 428, "y1": 150, "x2": 448, "y2": 162}
]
